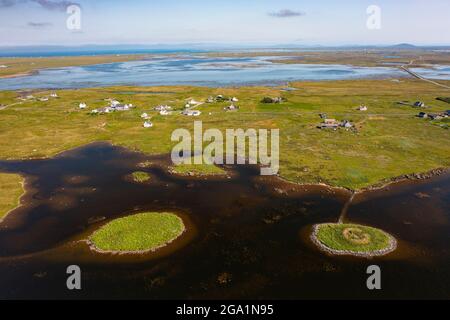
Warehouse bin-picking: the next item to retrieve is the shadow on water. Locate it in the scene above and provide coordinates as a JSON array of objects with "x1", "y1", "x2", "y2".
[{"x1": 0, "y1": 142, "x2": 449, "y2": 299}]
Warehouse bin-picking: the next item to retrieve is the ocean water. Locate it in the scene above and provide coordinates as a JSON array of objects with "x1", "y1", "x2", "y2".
[{"x1": 0, "y1": 55, "x2": 406, "y2": 90}]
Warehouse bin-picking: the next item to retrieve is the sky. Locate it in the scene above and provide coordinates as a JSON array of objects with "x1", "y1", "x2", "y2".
[{"x1": 1, "y1": 0, "x2": 450, "y2": 47}]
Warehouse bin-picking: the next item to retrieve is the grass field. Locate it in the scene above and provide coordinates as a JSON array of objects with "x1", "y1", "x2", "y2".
[
  {"x1": 0, "y1": 79, "x2": 449, "y2": 191},
  {"x1": 89, "y1": 212, "x2": 185, "y2": 252},
  {"x1": 0, "y1": 173, "x2": 24, "y2": 219},
  {"x1": 314, "y1": 223, "x2": 394, "y2": 254}
]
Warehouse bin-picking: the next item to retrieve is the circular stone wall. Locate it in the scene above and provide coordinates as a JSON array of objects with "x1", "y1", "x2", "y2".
[{"x1": 311, "y1": 223, "x2": 397, "y2": 257}]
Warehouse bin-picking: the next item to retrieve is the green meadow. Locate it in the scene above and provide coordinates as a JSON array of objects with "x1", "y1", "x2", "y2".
[{"x1": 0, "y1": 79, "x2": 449, "y2": 193}]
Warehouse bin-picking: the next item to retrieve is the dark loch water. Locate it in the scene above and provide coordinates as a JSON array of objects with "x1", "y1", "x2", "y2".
[{"x1": 0, "y1": 143, "x2": 449, "y2": 299}]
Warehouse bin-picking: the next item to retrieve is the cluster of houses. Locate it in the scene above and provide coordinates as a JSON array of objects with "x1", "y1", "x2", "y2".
[
  {"x1": 154, "y1": 105, "x2": 173, "y2": 116},
  {"x1": 318, "y1": 118, "x2": 354, "y2": 130},
  {"x1": 261, "y1": 97, "x2": 287, "y2": 104},
  {"x1": 417, "y1": 110, "x2": 450, "y2": 121},
  {"x1": 206, "y1": 95, "x2": 239, "y2": 103},
  {"x1": 89, "y1": 99, "x2": 135, "y2": 114},
  {"x1": 18, "y1": 92, "x2": 58, "y2": 102}
]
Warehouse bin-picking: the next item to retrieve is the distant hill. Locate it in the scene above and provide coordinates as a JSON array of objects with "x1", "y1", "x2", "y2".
[{"x1": 388, "y1": 43, "x2": 418, "y2": 49}]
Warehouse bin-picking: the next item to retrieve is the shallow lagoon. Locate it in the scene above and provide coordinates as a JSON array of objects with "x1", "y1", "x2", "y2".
[
  {"x1": 0, "y1": 143, "x2": 449, "y2": 299},
  {"x1": 0, "y1": 55, "x2": 407, "y2": 90}
]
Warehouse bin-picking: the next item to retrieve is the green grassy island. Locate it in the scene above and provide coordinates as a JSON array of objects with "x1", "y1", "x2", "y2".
[
  {"x1": 89, "y1": 212, "x2": 185, "y2": 253},
  {"x1": 311, "y1": 223, "x2": 397, "y2": 257},
  {"x1": 131, "y1": 171, "x2": 151, "y2": 183}
]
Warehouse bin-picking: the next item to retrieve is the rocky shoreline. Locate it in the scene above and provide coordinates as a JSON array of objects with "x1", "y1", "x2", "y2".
[
  {"x1": 310, "y1": 224, "x2": 398, "y2": 258},
  {"x1": 358, "y1": 168, "x2": 448, "y2": 192}
]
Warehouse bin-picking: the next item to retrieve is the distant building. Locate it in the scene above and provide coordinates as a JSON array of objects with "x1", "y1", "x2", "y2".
[
  {"x1": 341, "y1": 120, "x2": 353, "y2": 128},
  {"x1": 414, "y1": 101, "x2": 426, "y2": 107},
  {"x1": 417, "y1": 112, "x2": 428, "y2": 118},
  {"x1": 261, "y1": 97, "x2": 286, "y2": 104},
  {"x1": 224, "y1": 104, "x2": 239, "y2": 111},
  {"x1": 183, "y1": 110, "x2": 201, "y2": 117},
  {"x1": 186, "y1": 99, "x2": 199, "y2": 105},
  {"x1": 357, "y1": 105, "x2": 368, "y2": 111},
  {"x1": 143, "y1": 121, "x2": 153, "y2": 128},
  {"x1": 110, "y1": 100, "x2": 121, "y2": 107},
  {"x1": 50, "y1": 93, "x2": 58, "y2": 98},
  {"x1": 319, "y1": 119, "x2": 339, "y2": 129},
  {"x1": 428, "y1": 113, "x2": 443, "y2": 120},
  {"x1": 155, "y1": 105, "x2": 172, "y2": 111},
  {"x1": 160, "y1": 110, "x2": 171, "y2": 116}
]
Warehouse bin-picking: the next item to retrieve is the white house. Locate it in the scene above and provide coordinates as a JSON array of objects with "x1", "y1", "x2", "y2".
[
  {"x1": 224, "y1": 104, "x2": 239, "y2": 111},
  {"x1": 414, "y1": 101, "x2": 426, "y2": 108},
  {"x1": 342, "y1": 120, "x2": 353, "y2": 128},
  {"x1": 187, "y1": 99, "x2": 199, "y2": 105},
  {"x1": 79, "y1": 103, "x2": 87, "y2": 109},
  {"x1": 50, "y1": 93, "x2": 58, "y2": 98},
  {"x1": 357, "y1": 105, "x2": 368, "y2": 111},
  {"x1": 155, "y1": 105, "x2": 172, "y2": 111},
  {"x1": 143, "y1": 121, "x2": 153, "y2": 128},
  {"x1": 183, "y1": 110, "x2": 201, "y2": 117}
]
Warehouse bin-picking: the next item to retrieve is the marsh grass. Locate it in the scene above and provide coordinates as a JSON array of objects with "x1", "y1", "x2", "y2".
[{"x1": 0, "y1": 173, "x2": 24, "y2": 219}]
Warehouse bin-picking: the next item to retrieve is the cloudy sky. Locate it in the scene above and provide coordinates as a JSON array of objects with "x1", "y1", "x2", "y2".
[{"x1": 1, "y1": 0, "x2": 449, "y2": 46}]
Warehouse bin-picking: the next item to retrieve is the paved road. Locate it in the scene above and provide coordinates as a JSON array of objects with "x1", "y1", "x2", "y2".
[{"x1": 400, "y1": 60, "x2": 450, "y2": 90}]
